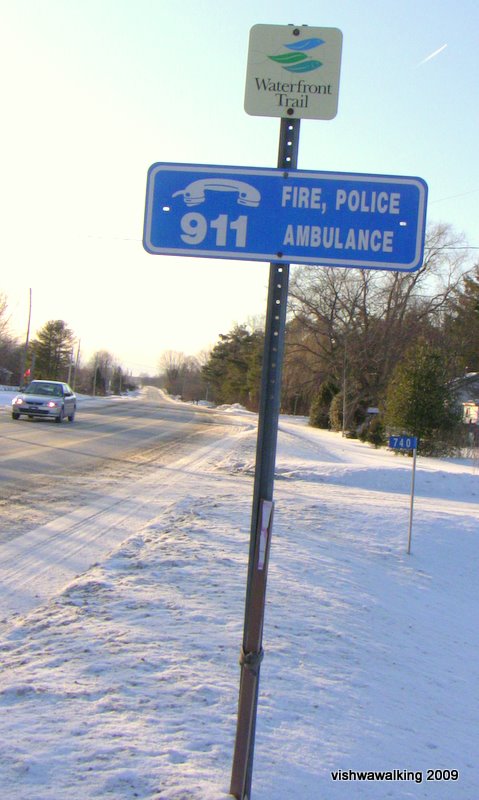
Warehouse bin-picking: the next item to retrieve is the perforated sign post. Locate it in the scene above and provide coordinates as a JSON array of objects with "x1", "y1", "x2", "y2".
[{"x1": 143, "y1": 23, "x2": 428, "y2": 800}]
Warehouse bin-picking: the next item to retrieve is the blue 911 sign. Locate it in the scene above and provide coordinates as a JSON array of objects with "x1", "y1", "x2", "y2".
[
  {"x1": 388, "y1": 435, "x2": 418, "y2": 450},
  {"x1": 143, "y1": 163, "x2": 428, "y2": 272}
]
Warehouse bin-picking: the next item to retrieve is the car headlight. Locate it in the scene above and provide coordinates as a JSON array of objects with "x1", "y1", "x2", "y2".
[
  {"x1": 13, "y1": 398, "x2": 24, "y2": 405},
  {"x1": 47, "y1": 401, "x2": 59, "y2": 408}
]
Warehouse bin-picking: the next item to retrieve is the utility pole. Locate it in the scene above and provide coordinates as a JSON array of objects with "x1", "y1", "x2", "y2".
[
  {"x1": 67, "y1": 348, "x2": 74, "y2": 385},
  {"x1": 19, "y1": 288, "x2": 32, "y2": 385},
  {"x1": 73, "y1": 339, "x2": 81, "y2": 390}
]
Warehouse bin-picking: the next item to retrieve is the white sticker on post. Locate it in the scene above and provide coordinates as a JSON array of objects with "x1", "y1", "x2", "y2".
[{"x1": 257, "y1": 500, "x2": 274, "y2": 570}]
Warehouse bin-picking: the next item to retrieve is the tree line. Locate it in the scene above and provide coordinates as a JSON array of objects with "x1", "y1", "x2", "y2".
[
  {"x1": 198, "y1": 223, "x2": 478, "y2": 453},
  {"x1": 2, "y1": 223, "x2": 478, "y2": 452},
  {"x1": 0, "y1": 313, "x2": 136, "y2": 395}
]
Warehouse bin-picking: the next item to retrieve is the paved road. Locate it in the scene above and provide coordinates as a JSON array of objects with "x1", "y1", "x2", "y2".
[
  {"x1": 0, "y1": 387, "x2": 243, "y2": 626},
  {"x1": 0, "y1": 387, "x2": 218, "y2": 485}
]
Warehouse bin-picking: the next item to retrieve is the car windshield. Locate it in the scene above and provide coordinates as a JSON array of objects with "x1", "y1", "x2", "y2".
[{"x1": 25, "y1": 382, "x2": 62, "y2": 397}]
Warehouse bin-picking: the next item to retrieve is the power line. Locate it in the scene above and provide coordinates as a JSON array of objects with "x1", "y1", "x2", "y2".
[
  {"x1": 430, "y1": 188, "x2": 479, "y2": 204},
  {"x1": 424, "y1": 246, "x2": 479, "y2": 252}
]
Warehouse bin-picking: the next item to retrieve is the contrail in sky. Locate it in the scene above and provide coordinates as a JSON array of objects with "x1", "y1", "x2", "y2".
[{"x1": 417, "y1": 43, "x2": 448, "y2": 66}]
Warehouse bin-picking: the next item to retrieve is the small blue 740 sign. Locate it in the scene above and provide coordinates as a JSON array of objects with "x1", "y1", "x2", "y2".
[{"x1": 389, "y1": 435, "x2": 418, "y2": 450}]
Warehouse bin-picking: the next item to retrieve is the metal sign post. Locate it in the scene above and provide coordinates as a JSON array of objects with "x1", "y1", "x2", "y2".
[
  {"x1": 141, "y1": 23, "x2": 428, "y2": 800},
  {"x1": 388, "y1": 435, "x2": 418, "y2": 554},
  {"x1": 407, "y1": 445, "x2": 418, "y2": 555},
  {"x1": 229, "y1": 117, "x2": 300, "y2": 800}
]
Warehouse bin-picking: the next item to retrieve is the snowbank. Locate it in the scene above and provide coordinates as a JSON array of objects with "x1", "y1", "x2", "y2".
[{"x1": 0, "y1": 399, "x2": 478, "y2": 799}]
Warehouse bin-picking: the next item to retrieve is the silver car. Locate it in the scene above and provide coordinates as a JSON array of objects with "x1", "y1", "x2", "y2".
[{"x1": 12, "y1": 380, "x2": 77, "y2": 423}]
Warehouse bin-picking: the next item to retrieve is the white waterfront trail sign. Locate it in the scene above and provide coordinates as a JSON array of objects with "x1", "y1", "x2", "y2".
[
  {"x1": 143, "y1": 163, "x2": 428, "y2": 272},
  {"x1": 244, "y1": 24, "x2": 343, "y2": 119}
]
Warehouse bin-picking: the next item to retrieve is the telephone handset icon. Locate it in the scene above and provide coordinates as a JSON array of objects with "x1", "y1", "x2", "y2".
[{"x1": 173, "y1": 179, "x2": 261, "y2": 207}]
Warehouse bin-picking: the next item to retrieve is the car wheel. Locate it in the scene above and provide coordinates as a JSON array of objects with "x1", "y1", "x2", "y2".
[
  {"x1": 55, "y1": 409, "x2": 64, "y2": 424},
  {"x1": 68, "y1": 410, "x2": 76, "y2": 422},
  {"x1": 12, "y1": 412, "x2": 20, "y2": 420}
]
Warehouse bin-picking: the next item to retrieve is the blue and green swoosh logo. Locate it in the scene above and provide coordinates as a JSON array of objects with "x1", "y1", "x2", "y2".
[{"x1": 268, "y1": 37, "x2": 325, "y2": 73}]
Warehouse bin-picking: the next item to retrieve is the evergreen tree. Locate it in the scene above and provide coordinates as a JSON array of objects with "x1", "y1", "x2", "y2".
[
  {"x1": 364, "y1": 415, "x2": 386, "y2": 448},
  {"x1": 202, "y1": 325, "x2": 264, "y2": 409},
  {"x1": 329, "y1": 392, "x2": 344, "y2": 432},
  {"x1": 31, "y1": 320, "x2": 75, "y2": 380},
  {"x1": 309, "y1": 380, "x2": 338, "y2": 428},
  {"x1": 384, "y1": 342, "x2": 461, "y2": 454}
]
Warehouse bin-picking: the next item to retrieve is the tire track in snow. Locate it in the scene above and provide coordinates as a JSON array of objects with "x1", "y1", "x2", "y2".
[{"x1": 0, "y1": 424, "x2": 248, "y2": 629}]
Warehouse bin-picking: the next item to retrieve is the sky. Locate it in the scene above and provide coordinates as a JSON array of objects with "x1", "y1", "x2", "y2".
[{"x1": 1, "y1": 0, "x2": 478, "y2": 375}]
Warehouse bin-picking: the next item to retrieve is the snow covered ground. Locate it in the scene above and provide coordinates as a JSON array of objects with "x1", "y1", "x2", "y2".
[{"x1": 0, "y1": 388, "x2": 478, "y2": 799}]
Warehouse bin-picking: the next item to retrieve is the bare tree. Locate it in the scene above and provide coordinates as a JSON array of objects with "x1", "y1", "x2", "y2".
[
  {"x1": 0, "y1": 293, "x2": 10, "y2": 339},
  {"x1": 284, "y1": 223, "x2": 473, "y2": 423},
  {"x1": 0, "y1": 293, "x2": 21, "y2": 384},
  {"x1": 89, "y1": 350, "x2": 115, "y2": 395},
  {"x1": 159, "y1": 351, "x2": 186, "y2": 395}
]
